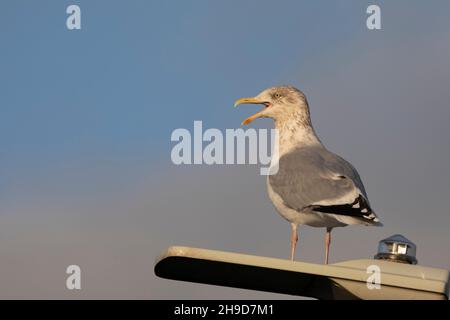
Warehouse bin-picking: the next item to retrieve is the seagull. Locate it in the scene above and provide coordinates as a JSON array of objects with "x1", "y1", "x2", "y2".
[{"x1": 234, "y1": 86, "x2": 382, "y2": 264}]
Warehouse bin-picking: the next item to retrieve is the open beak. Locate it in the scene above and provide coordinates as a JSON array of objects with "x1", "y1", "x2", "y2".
[{"x1": 234, "y1": 97, "x2": 270, "y2": 126}]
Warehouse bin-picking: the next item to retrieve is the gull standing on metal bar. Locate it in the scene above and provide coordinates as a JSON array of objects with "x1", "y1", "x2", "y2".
[{"x1": 234, "y1": 86, "x2": 382, "y2": 264}]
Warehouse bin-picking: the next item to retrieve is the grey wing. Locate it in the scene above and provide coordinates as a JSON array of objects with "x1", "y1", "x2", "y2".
[
  {"x1": 269, "y1": 147, "x2": 380, "y2": 224},
  {"x1": 322, "y1": 149, "x2": 369, "y2": 200}
]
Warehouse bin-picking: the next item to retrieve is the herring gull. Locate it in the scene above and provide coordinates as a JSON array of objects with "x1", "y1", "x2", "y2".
[{"x1": 234, "y1": 86, "x2": 382, "y2": 264}]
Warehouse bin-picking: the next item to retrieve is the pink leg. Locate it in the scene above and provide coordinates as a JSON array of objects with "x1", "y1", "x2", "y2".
[
  {"x1": 325, "y1": 227, "x2": 332, "y2": 264},
  {"x1": 290, "y1": 223, "x2": 298, "y2": 261}
]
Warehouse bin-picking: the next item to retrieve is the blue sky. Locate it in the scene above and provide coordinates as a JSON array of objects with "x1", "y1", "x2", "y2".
[
  {"x1": 0, "y1": 1, "x2": 377, "y2": 168},
  {"x1": 1, "y1": 1, "x2": 450, "y2": 298}
]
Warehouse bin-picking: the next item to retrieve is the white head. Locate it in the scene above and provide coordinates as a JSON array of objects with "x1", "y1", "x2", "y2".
[{"x1": 234, "y1": 85, "x2": 311, "y2": 126}]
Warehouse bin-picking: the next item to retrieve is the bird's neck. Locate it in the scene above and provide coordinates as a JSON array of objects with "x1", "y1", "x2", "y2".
[{"x1": 274, "y1": 111, "x2": 322, "y2": 155}]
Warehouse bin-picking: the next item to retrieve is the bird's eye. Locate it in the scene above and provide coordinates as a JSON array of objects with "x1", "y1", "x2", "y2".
[{"x1": 274, "y1": 93, "x2": 281, "y2": 99}]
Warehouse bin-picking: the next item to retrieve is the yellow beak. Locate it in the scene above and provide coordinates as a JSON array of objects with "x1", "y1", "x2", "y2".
[{"x1": 234, "y1": 97, "x2": 267, "y2": 126}]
